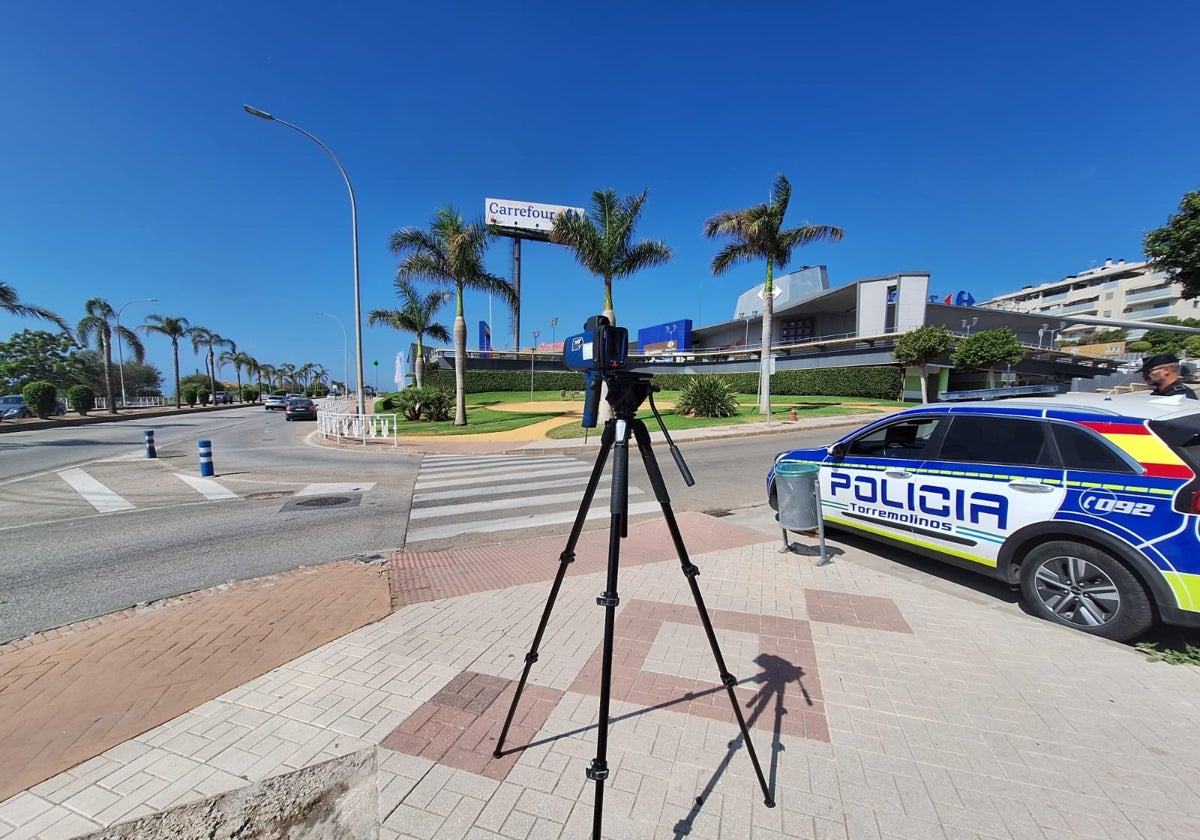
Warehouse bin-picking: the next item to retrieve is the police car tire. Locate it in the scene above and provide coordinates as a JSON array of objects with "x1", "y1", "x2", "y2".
[{"x1": 1019, "y1": 541, "x2": 1153, "y2": 641}]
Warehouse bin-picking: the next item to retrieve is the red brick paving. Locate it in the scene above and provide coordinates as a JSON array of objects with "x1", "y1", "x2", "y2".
[
  {"x1": 0, "y1": 560, "x2": 390, "y2": 802},
  {"x1": 388, "y1": 511, "x2": 766, "y2": 607},
  {"x1": 380, "y1": 671, "x2": 563, "y2": 781}
]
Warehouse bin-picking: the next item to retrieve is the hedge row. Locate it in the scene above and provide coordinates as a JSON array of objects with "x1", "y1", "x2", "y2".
[{"x1": 423, "y1": 366, "x2": 901, "y2": 399}]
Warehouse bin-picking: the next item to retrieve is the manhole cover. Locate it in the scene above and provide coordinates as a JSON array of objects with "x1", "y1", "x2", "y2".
[
  {"x1": 246, "y1": 491, "x2": 294, "y2": 501},
  {"x1": 296, "y1": 496, "x2": 352, "y2": 507},
  {"x1": 703, "y1": 509, "x2": 733, "y2": 518}
]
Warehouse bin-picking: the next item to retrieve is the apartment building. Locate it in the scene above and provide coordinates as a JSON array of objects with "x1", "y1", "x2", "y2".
[{"x1": 980, "y1": 258, "x2": 1200, "y2": 338}]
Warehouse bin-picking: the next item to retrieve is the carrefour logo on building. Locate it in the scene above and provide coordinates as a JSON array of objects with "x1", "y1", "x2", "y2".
[{"x1": 486, "y1": 198, "x2": 585, "y2": 233}]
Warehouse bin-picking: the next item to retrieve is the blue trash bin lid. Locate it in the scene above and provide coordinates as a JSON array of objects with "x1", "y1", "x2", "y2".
[{"x1": 774, "y1": 461, "x2": 819, "y2": 477}]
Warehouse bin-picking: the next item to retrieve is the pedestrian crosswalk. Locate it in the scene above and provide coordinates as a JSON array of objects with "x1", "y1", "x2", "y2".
[
  {"x1": 0, "y1": 460, "x2": 376, "y2": 528},
  {"x1": 405, "y1": 454, "x2": 662, "y2": 546}
]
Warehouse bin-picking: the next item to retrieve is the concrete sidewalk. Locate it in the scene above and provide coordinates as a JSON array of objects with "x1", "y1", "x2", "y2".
[
  {"x1": 3, "y1": 411, "x2": 1200, "y2": 838},
  {"x1": 3, "y1": 504, "x2": 1200, "y2": 838}
]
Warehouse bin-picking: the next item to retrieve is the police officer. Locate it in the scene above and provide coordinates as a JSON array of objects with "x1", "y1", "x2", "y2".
[{"x1": 1140, "y1": 353, "x2": 1198, "y2": 399}]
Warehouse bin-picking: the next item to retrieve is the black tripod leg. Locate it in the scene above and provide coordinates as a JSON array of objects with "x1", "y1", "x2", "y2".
[
  {"x1": 630, "y1": 420, "x2": 776, "y2": 807},
  {"x1": 587, "y1": 417, "x2": 632, "y2": 839},
  {"x1": 492, "y1": 420, "x2": 617, "y2": 758}
]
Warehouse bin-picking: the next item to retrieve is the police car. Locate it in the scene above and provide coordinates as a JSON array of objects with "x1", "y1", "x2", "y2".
[{"x1": 767, "y1": 392, "x2": 1200, "y2": 641}]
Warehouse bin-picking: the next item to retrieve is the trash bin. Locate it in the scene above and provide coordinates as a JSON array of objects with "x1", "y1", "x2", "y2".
[
  {"x1": 774, "y1": 461, "x2": 831, "y2": 564},
  {"x1": 775, "y1": 461, "x2": 820, "y2": 531}
]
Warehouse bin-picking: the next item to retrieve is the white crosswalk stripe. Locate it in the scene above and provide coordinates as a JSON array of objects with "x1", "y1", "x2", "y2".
[
  {"x1": 57, "y1": 468, "x2": 136, "y2": 513},
  {"x1": 406, "y1": 454, "x2": 660, "y2": 545}
]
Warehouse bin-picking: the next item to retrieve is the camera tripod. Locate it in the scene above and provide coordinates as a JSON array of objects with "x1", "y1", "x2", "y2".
[{"x1": 492, "y1": 372, "x2": 774, "y2": 839}]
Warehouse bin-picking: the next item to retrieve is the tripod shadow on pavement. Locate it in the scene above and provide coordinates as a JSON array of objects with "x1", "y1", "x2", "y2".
[{"x1": 672, "y1": 652, "x2": 809, "y2": 838}]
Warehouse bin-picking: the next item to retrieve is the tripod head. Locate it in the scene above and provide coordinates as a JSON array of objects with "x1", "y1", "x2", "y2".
[{"x1": 584, "y1": 370, "x2": 656, "y2": 424}]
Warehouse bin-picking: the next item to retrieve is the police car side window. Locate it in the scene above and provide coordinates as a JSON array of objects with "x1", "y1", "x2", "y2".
[
  {"x1": 937, "y1": 416, "x2": 1054, "y2": 467},
  {"x1": 847, "y1": 418, "x2": 941, "y2": 457},
  {"x1": 1050, "y1": 424, "x2": 1137, "y2": 473}
]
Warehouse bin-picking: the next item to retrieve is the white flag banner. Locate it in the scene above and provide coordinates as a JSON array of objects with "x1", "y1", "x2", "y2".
[{"x1": 394, "y1": 351, "x2": 405, "y2": 388}]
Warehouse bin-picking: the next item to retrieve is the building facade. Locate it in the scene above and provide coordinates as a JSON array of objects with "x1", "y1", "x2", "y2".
[{"x1": 979, "y1": 258, "x2": 1200, "y2": 339}]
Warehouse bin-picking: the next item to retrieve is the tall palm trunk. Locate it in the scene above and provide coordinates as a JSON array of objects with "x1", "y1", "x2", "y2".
[
  {"x1": 101, "y1": 335, "x2": 118, "y2": 414},
  {"x1": 758, "y1": 260, "x2": 775, "y2": 415},
  {"x1": 414, "y1": 341, "x2": 425, "y2": 389},
  {"x1": 171, "y1": 341, "x2": 182, "y2": 408},
  {"x1": 453, "y1": 314, "x2": 467, "y2": 425}
]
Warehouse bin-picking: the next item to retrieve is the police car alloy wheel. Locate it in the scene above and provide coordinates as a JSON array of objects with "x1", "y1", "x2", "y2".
[{"x1": 1018, "y1": 541, "x2": 1153, "y2": 641}]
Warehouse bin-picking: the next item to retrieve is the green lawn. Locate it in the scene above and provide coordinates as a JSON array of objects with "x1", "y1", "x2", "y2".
[
  {"x1": 372, "y1": 390, "x2": 900, "y2": 437},
  {"x1": 544, "y1": 399, "x2": 895, "y2": 439}
]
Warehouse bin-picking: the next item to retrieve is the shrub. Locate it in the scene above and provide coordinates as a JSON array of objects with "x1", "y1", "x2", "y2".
[
  {"x1": 182, "y1": 386, "x2": 198, "y2": 407},
  {"x1": 21, "y1": 381, "x2": 58, "y2": 419},
  {"x1": 197, "y1": 389, "x2": 210, "y2": 406},
  {"x1": 391, "y1": 387, "x2": 453, "y2": 421},
  {"x1": 68, "y1": 384, "x2": 95, "y2": 415},
  {"x1": 240, "y1": 386, "x2": 259, "y2": 403},
  {"x1": 673, "y1": 375, "x2": 739, "y2": 418}
]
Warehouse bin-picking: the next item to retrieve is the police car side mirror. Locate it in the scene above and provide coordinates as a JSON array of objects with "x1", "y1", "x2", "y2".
[{"x1": 827, "y1": 443, "x2": 847, "y2": 459}]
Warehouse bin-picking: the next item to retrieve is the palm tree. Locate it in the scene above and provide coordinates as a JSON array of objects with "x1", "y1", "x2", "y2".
[
  {"x1": 221, "y1": 350, "x2": 257, "y2": 402},
  {"x1": 389, "y1": 207, "x2": 518, "y2": 425},
  {"x1": 240, "y1": 354, "x2": 261, "y2": 401},
  {"x1": 549, "y1": 188, "x2": 672, "y2": 327},
  {"x1": 77, "y1": 298, "x2": 146, "y2": 414},
  {"x1": 189, "y1": 327, "x2": 234, "y2": 396},
  {"x1": 257, "y1": 363, "x2": 274, "y2": 394},
  {"x1": 141, "y1": 315, "x2": 191, "y2": 408},
  {"x1": 278, "y1": 363, "x2": 297, "y2": 392},
  {"x1": 368, "y1": 279, "x2": 451, "y2": 388},
  {"x1": 704, "y1": 174, "x2": 844, "y2": 414},
  {"x1": 1, "y1": 281, "x2": 72, "y2": 336}
]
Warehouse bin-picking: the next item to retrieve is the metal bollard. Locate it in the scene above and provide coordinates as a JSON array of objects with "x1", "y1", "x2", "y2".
[
  {"x1": 198, "y1": 439, "x2": 214, "y2": 477},
  {"x1": 144, "y1": 429, "x2": 157, "y2": 459}
]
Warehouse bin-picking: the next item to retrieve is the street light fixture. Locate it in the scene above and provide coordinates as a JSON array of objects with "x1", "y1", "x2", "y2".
[
  {"x1": 317, "y1": 312, "x2": 348, "y2": 399},
  {"x1": 116, "y1": 298, "x2": 156, "y2": 408},
  {"x1": 962, "y1": 317, "x2": 978, "y2": 337},
  {"x1": 530, "y1": 331, "x2": 540, "y2": 401},
  {"x1": 550, "y1": 317, "x2": 558, "y2": 346},
  {"x1": 243, "y1": 104, "x2": 366, "y2": 416}
]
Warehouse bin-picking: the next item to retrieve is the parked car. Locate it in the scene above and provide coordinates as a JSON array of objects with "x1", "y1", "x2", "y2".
[
  {"x1": 264, "y1": 394, "x2": 288, "y2": 411},
  {"x1": 767, "y1": 392, "x2": 1200, "y2": 641},
  {"x1": 284, "y1": 397, "x2": 318, "y2": 421},
  {"x1": 1, "y1": 394, "x2": 66, "y2": 419},
  {"x1": 213, "y1": 391, "x2": 232, "y2": 404}
]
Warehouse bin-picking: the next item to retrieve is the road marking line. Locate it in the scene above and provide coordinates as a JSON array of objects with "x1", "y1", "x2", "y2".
[
  {"x1": 410, "y1": 487, "x2": 644, "y2": 520},
  {"x1": 295, "y1": 482, "x2": 377, "y2": 497},
  {"x1": 57, "y1": 468, "x2": 136, "y2": 512},
  {"x1": 405, "y1": 501, "x2": 662, "y2": 543},
  {"x1": 416, "y1": 464, "x2": 590, "y2": 490},
  {"x1": 413, "y1": 475, "x2": 606, "y2": 503},
  {"x1": 175, "y1": 474, "x2": 240, "y2": 500}
]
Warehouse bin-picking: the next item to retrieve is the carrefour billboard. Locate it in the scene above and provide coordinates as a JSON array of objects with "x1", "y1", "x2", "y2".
[{"x1": 485, "y1": 198, "x2": 585, "y2": 234}]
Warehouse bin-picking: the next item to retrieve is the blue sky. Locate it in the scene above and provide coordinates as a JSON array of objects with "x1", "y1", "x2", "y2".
[{"x1": 2, "y1": 1, "x2": 1198, "y2": 392}]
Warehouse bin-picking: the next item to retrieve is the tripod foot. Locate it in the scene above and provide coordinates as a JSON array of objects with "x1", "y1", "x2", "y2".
[
  {"x1": 765, "y1": 796, "x2": 776, "y2": 807},
  {"x1": 492, "y1": 749, "x2": 503, "y2": 759}
]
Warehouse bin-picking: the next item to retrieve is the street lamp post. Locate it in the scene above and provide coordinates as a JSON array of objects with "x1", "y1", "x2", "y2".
[
  {"x1": 116, "y1": 298, "x2": 156, "y2": 408},
  {"x1": 244, "y1": 105, "x2": 366, "y2": 416},
  {"x1": 317, "y1": 311, "x2": 348, "y2": 400},
  {"x1": 530, "y1": 331, "x2": 540, "y2": 401},
  {"x1": 962, "y1": 317, "x2": 978, "y2": 337},
  {"x1": 550, "y1": 317, "x2": 557, "y2": 346}
]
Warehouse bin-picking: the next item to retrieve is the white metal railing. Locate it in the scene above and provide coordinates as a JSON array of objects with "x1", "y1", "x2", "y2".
[
  {"x1": 317, "y1": 410, "x2": 398, "y2": 446},
  {"x1": 94, "y1": 396, "x2": 173, "y2": 410}
]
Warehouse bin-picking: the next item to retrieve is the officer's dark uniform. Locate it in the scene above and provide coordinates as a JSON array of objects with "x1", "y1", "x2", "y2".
[{"x1": 1150, "y1": 379, "x2": 1198, "y2": 399}]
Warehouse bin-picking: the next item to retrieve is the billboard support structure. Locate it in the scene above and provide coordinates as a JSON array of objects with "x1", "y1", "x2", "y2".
[{"x1": 487, "y1": 198, "x2": 584, "y2": 352}]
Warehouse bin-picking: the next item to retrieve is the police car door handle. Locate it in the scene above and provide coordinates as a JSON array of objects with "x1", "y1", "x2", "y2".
[
  {"x1": 884, "y1": 469, "x2": 912, "y2": 478},
  {"x1": 1009, "y1": 480, "x2": 1055, "y2": 493}
]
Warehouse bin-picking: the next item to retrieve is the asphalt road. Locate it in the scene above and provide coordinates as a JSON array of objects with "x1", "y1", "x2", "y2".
[
  {"x1": 0, "y1": 405, "x2": 844, "y2": 642},
  {"x1": 0, "y1": 407, "x2": 421, "y2": 642}
]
